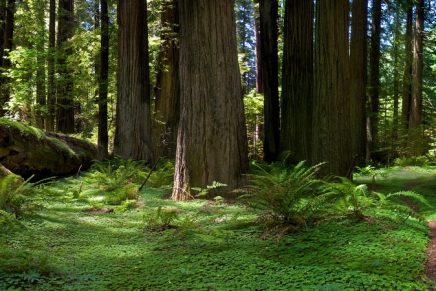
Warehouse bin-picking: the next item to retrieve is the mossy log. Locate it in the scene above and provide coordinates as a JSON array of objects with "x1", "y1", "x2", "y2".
[{"x1": 0, "y1": 118, "x2": 97, "y2": 177}]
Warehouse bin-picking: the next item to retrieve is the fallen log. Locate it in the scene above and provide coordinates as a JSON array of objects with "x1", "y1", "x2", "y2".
[{"x1": 0, "y1": 118, "x2": 97, "y2": 178}]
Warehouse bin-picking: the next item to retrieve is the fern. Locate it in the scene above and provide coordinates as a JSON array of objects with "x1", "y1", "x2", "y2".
[{"x1": 0, "y1": 175, "x2": 33, "y2": 216}]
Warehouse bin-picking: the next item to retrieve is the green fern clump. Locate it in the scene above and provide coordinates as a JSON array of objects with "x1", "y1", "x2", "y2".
[
  {"x1": 0, "y1": 175, "x2": 33, "y2": 217},
  {"x1": 242, "y1": 161, "x2": 330, "y2": 229}
]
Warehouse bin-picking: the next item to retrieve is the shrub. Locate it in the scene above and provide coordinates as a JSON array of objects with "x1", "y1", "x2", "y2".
[
  {"x1": 143, "y1": 206, "x2": 180, "y2": 231},
  {"x1": 0, "y1": 175, "x2": 33, "y2": 217},
  {"x1": 241, "y1": 161, "x2": 331, "y2": 229},
  {"x1": 393, "y1": 156, "x2": 429, "y2": 167}
]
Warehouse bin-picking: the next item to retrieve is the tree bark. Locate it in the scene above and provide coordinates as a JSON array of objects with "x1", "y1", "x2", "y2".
[
  {"x1": 392, "y1": 1, "x2": 401, "y2": 144},
  {"x1": 409, "y1": 0, "x2": 425, "y2": 155},
  {"x1": 312, "y1": 0, "x2": 351, "y2": 177},
  {"x1": 0, "y1": 118, "x2": 97, "y2": 178},
  {"x1": 0, "y1": 0, "x2": 15, "y2": 117},
  {"x1": 367, "y1": 0, "x2": 381, "y2": 161},
  {"x1": 402, "y1": 3, "x2": 413, "y2": 133},
  {"x1": 254, "y1": 0, "x2": 263, "y2": 93},
  {"x1": 281, "y1": 0, "x2": 313, "y2": 163},
  {"x1": 35, "y1": 0, "x2": 47, "y2": 129},
  {"x1": 114, "y1": 0, "x2": 153, "y2": 162},
  {"x1": 46, "y1": 0, "x2": 56, "y2": 132},
  {"x1": 56, "y1": 0, "x2": 75, "y2": 133},
  {"x1": 97, "y1": 0, "x2": 109, "y2": 159},
  {"x1": 259, "y1": 0, "x2": 280, "y2": 162},
  {"x1": 154, "y1": 0, "x2": 179, "y2": 159},
  {"x1": 350, "y1": 0, "x2": 368, "y2": 165},
  {"x1": 172, "y1": 0, "x2": 249, "y2": 200},
  {"x1": 0, "y1": 0, "x2": 5, "y2": 69}
]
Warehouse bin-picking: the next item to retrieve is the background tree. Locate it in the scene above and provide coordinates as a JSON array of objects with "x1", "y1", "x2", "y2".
[
  {"x1": 258, "y1": 0, "x2": 279, "y2": 162},
  {"x1": 56, "y1": 0, "x2": 75, "y2": 133},
  {"x1": 35, "y1": 0, "x2": 47, "y2": 129},
  {"x1": 350, "y1": 0, "x2": 368, "y2": 165},
  {"x1": 97, "y1": 0, "x2": 109, "y2": 158},
  {"x1": 312, "y1": 0, "x2": 351, "y2": 176},
  {"x1": 172, "y1": 0, "x2": 249, "y2": 201},
  {"x1": 281, "y1": 0, "x2": 313, "y2": 163},
  {"x1": 0, "y1": 0, "x2": 15, "y2": 116},
  {"x1": 402, "y1": 1, "x2": 413, "y2": 133},
  {"x1": 114, "y1": 0, "x2": 153, "y2": 162},
  {"x1": 46, "y1": 0, "x2": 56, "y2": 131},
  {"x1": 154, "y1": 0, "x2": 179, "y2": 159}
]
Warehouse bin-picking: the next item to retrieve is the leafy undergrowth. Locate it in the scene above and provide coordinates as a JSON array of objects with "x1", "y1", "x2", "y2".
[{"x1": 0, "y1": 165, "x2": 434, "y2": 290}]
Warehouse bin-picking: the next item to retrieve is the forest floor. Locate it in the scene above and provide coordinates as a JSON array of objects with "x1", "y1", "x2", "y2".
[{"x1": 1, "y1": 166, "x2": 436, "y2": 290}]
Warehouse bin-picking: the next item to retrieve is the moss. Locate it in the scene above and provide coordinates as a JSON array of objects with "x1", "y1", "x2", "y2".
[{"x1": 0, "y1": 118, "x2": 45, "y2": 140}]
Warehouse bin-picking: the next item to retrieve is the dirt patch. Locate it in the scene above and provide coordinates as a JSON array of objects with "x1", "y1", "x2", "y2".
[
  {"x1": 83, "y1": 207, "x2": 114, "y2": 215},
  {"x1": 426, "y1": 221, "x2": 436, "y2": 281}
]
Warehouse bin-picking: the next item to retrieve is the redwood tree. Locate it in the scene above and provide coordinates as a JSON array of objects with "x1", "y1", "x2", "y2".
[
  {"x1": 312, "y1": 0, "x2": 351, "y2": 177},
  {"x1": 0, "y1": 0, "x2": 15, "y2": 116},
  {"x1": 154, "y1": 0, "x2": 179, "y2": 158},
  {"x1": 409, "y1": 0, "x2": 425, "y2": 154},
  {"x1": 402, "y1": 2, "x2": 413, "y2": 132},
  {"x1": 281, "y1": 0, "x2": 313, "y2": 163},
  {"x1": 367, "y1": 0, "x2": 381, "y2": 160},
  {"x1": 46, "y1": 0, "x2": 56, "y2": 131},
  {"x1": 98, "y1": 0, "x2": 109, "y2": 158},
  {"x1": 56, "y1": 0, "x2": 75, "y2": 133},
  {"x1": 114, "y1": 0, "x2": 153, "y2": 162},
  {"x1": 350, "y1": 0, "x2": 368, "y2": 165},
  {"x1": 172, "y1": 0, "x2": 249, "y2": 201},
  {"x1": 258, "y1": 0, "x2": 280, "y2": 162}
]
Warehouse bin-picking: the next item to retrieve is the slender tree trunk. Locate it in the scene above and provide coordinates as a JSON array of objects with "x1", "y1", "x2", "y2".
[
  {"x1": 367, "y1": 0, "x2": 381, "y2": 161},
  {"x1": 0, "y1": 0, "x2": 5, "y2": 69},
  {"x1": 114, "y1": 0, "x2": 153, "y2": 162},
  {"x1": 409, "y1": 0, "x2": 425, "y2": 155},
  {"x1": 312, "y1": 0, "x2": 351, "y2": 177},
  {"x1": 281, "y1": 0, "x2": 313, "y2": 163},
  {"x1": 350, "y1": 0, "x2": 368, "y2": 165},
  {"x1": 56, "y1": 0, "x2": 75, "y2": 133},
  {"x1": 258, "y1": 0, "x2": 279, "y2": 162},
  {"x1": 402, "y1": 3, "x2": 413, "y2": 134},
  {"x1": 392, "y1": 1, "x2": 401, "y2": 144},
  {"x1": 0, "y1": 0, "x2": 15, "y2": 117},
  {"x1": 254, "y1": 1, "x2": 263, "y2": 93},
  {"x1": 172, "y1": 0, "x2": 249, "y2": 200},
  {"x1": 35, "y1": 0, "x2": 47, "y2": 129},
  {"x1": 46, "y1": 0, "x2": 56, "y2": 131},
  {"x1": 154, "y1": 0, "x2": 179, "y2": 159},
  {"x1": 98, "y1": 0, "x2": 108, "y2": 159}
]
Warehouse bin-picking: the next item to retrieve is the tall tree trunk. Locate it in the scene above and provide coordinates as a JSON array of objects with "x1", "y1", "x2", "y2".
[
  {"x1": 350, "y1": 0, "x2": 368, "y2": 165},
  {"x1": 409, "y1": 0, "x2": 425, "y2": 155},
  {"x1": 254, "y1": 1, "x2": 263, "y2": 93},
  {"x1": 0, "y1": 0, "x2": 5, "y2": 69},
  {"x1": 46, "y1": 0, "x2": 56, "y2": 131},
  {"x1": 259, "y1": 0, "x2": 280, "y2": 162},
  {"x1": 56, "y1": 0, "x2": 75, "y2": 133},
  {"x1": 172, "y1": 0, "x2": 249, "y2": 200},
  {"x1": 402, "y1": 3, "x2": 413, "y2": 134},
  {"x1": 97, "y1": 0, "x2": 108, "y2": 158},
  {"x1": 154, "y1": 0, "x2": 179, "y2": 159},
  {"x1": 114, "y1": 0, "x2": 153, "y2": 162},
  {"x1": 35, "y1": 0, "x2": 47, "y2": 129},
  {"x1": 312, "y1": 0, "x2": 351, "y2": 177},
  {"x1": 367, "y1": 0, "x2": 381, "y2": 161},
  {"x1": 392, "y1": 1, "x2": 401, "y2": 144},
  {"x1": 281, "y1": 0, "x2": 313, "y2": 163},
  {"x1": 0, "y1": 0, "x2": 15, "y2": 117}
]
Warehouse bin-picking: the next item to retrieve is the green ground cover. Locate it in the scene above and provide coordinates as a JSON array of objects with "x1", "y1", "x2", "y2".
[{"x1": 1, "y1": 165, "x2": 435, "y2": 290}]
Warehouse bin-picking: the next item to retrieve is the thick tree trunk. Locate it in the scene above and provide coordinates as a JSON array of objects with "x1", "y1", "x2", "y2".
[
  {"x1": 46, "y1": 0, "x2": 56, "y2": 132},
  {"x1": 97, "y1": 0, "x2": 109, "y2": 159},
  {"x1": 367, "y1": 0, "x2": 381, "y2": 161},
  {"x1": 114, "y1": 0, "x2": 153, "y2": 162},
  {"x1": 409, "y1": 0, "x2": 425, "y2": 155},
  {"x1": 392, "y1": 2, "x2": 401, "y2": 143},
  {"x1": 281, "y1": 0, "x2": 313, "y2": 163},
  {"x1": 259, "y1": 0, "x2": 280, "y2": 162},
  {"x1": 56, "y1": 0, "x2": 75, "y2": 133},
  {"x1": 0, "y1": 118, "x2": 97, "y2": 178},
  {"x1": 172, "y1": 0, "x2": 249, "y2": 200},
  {"x1": 0, "y1": 0, "x2": 15, "y2": 117},
  {"x1": 312, "y1": 0, "x2": 351, "y2": 177},
  {"x1": 350, "y1": 0, "x2": 368, "y2": 165},
  {"x1": 154, "y1": 0, "x2": 179, "y2": 159},
  {"x1": 402, "y1": 3, "x2": 413, "y2": 133},
  {"x1": 254, "y1": 1, "x2": 263, "y2": 93}
]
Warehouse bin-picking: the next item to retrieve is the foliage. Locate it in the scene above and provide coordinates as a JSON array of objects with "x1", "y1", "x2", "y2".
[
  {"x1": 394, "y1": 156, "x2": 430, "y2": 167},
  {"x1": 330, "y1": 177, "x2": 429, "y2": 221},
  {"x1": 242, "y1": 161, "x2": 330, "y2": 229},
  {"x1": 143, "y1": 206, "x2": 180, "y2": 231},
  {"x1": 0, "y1": 175, "x2": 33, "y2": 217}
]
